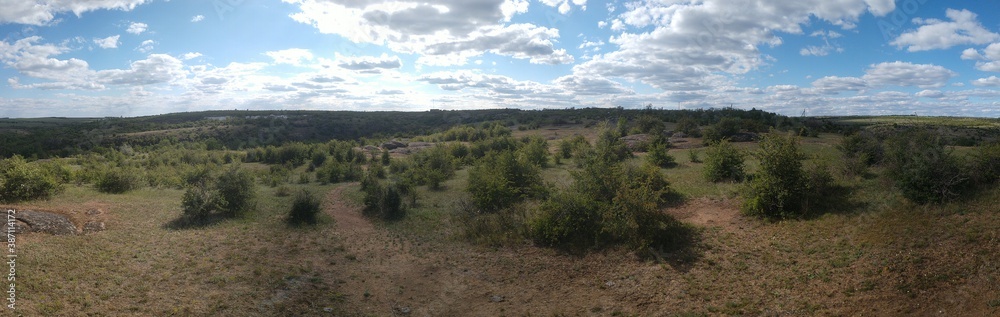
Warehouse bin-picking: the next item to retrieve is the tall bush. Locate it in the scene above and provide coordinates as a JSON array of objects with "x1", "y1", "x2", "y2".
[
  {"x1": 703, "y1": 140, "x2": 745, "y2": 182},
  {"x1": 883, "y1": 130, "x2": 967, "y2": 204},
  {"x1": 741, "y1": 133, "x2": 806, "y2": 218},
  {"x1": 0, "y1": 156, "x2": 64, "y2": 202}
]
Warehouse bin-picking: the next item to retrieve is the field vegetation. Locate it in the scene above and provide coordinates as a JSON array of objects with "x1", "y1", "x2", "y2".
[{"x1": 1, "y1": 108, "x2": 998, "y2": 315}]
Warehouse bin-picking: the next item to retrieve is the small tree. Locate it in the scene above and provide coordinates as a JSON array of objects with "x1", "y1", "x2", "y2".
[
  {"x1": 288, "y1": 189, "x2": 321, "y2": 225},
  {"x1": 742, "y1": 133, "x2": 806, "y2": 218},
  {"x1": 215, "y1": 165, "x2": 257, "y2": 217},
  {"x1": 467, "y1": 150, "x2": 545, "y2": 212},
  {"x1": 646, "y1": 141, "x2": 676, "y2": 168},
  {"x1": 883, "y1": 130, "x2": 967, "y2": 204},
  {"x1": 703, "y1": 140, "x2": 745, "y2": 182},
  {"x1": 96, "y1": 167, "x2": 145, "y2": 194}
]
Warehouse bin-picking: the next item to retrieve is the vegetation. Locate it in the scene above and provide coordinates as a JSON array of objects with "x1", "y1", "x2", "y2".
[
  {"x1": 288, "y1": 189, "x2": 322, "y2": 225},
  {"x1": 467, "y1": 150, "x2": 546, "y2": 212},
  {"x1": 741, "y1": 133, "x2": 808, "y2": 218},
  {"x1": 0, "y1": 155, "x2": 64, "y2": 202},
  {"x1": 703, "y1": 140, "x2": 745, "y2": 182},
  {"x1": 883, "y1": 130, "x2": 968, "y2": 204}
]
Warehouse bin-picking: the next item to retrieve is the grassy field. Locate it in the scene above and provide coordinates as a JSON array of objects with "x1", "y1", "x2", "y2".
[{"x1": 8, "y1": 120, "x2": 1000, "y2": 316}]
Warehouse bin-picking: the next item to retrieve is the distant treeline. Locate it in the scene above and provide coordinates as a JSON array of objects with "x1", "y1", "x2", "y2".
[{"x1": 0, "y1": 107, "x2": 955, "y2": 159}]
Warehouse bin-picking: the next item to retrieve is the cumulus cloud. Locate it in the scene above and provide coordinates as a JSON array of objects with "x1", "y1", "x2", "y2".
[
  {"x1": 337, "y1": 54, "x2": 402, "y2": 71},
  {"x1": 538, "y1": 0, "x2": 587, "y2": 14},
  {"x1": 181, "y1": 52, "x2": 202, "y2": 60},
  {"x1": 135, "y1": 39, "x2": 155, "y2": 53},
  {"x1": 0, "y1": 36, "x2": 100, "y2": 89},
  {"x1": 126, "y1": 22, "x2": 148, "y2": 35},
  {"x1": 891, "y1": 9, "x2": 999, "y2": 52},
  {"x1": 93, "y1": 35, "x2": 120, "y2": 49},
  {"x1": 554, "y1": 75, "x2": 633, "y2": 96},
  {"x1": 573, "y1": 0, "x2": 894, "y2": 93},
  {"x1": 972, "y1": 76, "x2": 1000, "y2": 87},
  {"x1": 0, "y1": 0, "x2": 150, "y2": 25},
  {"x1": 961, "y1": 43, "x2": 1000, "y2": 72},
  {"x1": 191, "y1": 15, "x2": 205, "y2": 22},
  {"x1": 862, "y1": 62, "x2": 956, "y2": 89},
  {"x1": 97, "y1": 54, "x2": 187, "y2": 86},
  {"x1": 281, "y1": 0, "x2": 571, "y2": 66},
  {"x1": 265, "y1": 48, "x2": 314, "y2": 66}
]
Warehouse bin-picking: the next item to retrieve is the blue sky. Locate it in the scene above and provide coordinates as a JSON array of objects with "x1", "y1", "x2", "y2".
[{"x1": 1, "y1": 0, "x2": 1000, "y2": 117}]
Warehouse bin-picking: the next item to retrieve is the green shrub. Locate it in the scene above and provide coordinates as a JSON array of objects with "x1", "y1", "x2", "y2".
[
  {"x1": 0, "y1": 156, "x2": 64, "y2": 203},
  {"x1": 96, "y1": 167, "x2": 145, "y2": 194},
  {"x1": 703, "y1": 140, "x2": 745, "y2": 182},
  {"x1": 688, "y1": 149, "x2": 701, "y2": 163},
  {"x1": 741, "y1": 133, "x2": 806, "y2": 218},
  {"x1": 467, "y1": 150, "x2": 545, "y2": 212},
  {"x1": 883, "y1": 130, "x2": 967, "y2": 204},
  {"x1": 288, "y1": 189, "x2": 322, "y2": 225},
  {"x1": 215, "y1": 165, "x2": 257, "y2": 217},
  {"x1": 519, "y1": 136, "x2": 549, "y2": 168},
  {"x1": 970, "y1": 143, "x2": 1000, "y2": 185},
  {"x1": 530, "y1": 190, "x2": 601, "y2": 249},
  {"x1": 181, "y1": 184, "x2": 217, "y2": 220},
  {"x1": 360, "y1": 174, "x2": 406, "y2": 221},
  {"x1": 837, "y1": 132, "x2": 883, "y2": 177},
  {"x1": 646, "y1": 142, "x2": 676, "y2": 168},
  {"x1": 675, "y1": 117, "x2": 701, "y2": 137}
]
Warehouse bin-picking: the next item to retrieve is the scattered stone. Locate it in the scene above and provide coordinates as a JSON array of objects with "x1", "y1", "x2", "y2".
[
  {"x1": 10, "y1": 210, "x2": 77, "y2": 235},
  {"x1": 490, "y1": 295, "x2": 505, "y2": 303},
  {"x1": 323, "y1": 307, "x2": 334, "y2": 313},
  {"x1": 604, "y1": 280, "x2": 616, "y2": 287},
  {"x1": 85, "y1": 208, "x2": 102, "y2": 216},
  {"x1": 394, "y1": 306, "x2": 411, "y2": 315},
  {"x1": 83, "y1": 221, "x2": 106, "y2": 233}
]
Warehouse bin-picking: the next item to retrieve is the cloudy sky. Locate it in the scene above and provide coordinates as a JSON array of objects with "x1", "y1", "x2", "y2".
[{"x1": 1, "y1": 0, "x2": 999, "y2": 118}]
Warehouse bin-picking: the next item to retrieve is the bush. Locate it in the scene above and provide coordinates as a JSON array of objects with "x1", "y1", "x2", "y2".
[
  {"x1": 288, "y1": 189, "x2": 322, "y2": 225},
  {"x1": 741, "y1": 133, "x2": 806, "y2": 218},
  {"x1": 0, "y1": 156, "x2": 64, "y2": 203},
  {"x1": 883, "y1": 130, "x2": 967, "y2": 204},
  {"x1": 519, "y1": 136, "x2": 549, "y2": 168},
  {"x1": 969, "y1": 143, "x2": 1000, "y2": 186},
  {"x1": 530, "y1": 190, "x2": 601, "y2": 249},
  {"x1": 688, "y1": 149, "x2": 701, "y2": 163},
  {"x1": 215, "y1": 165, "x2": 257, "y2": 217},
  {"x1": 96, "y1": 167, "x2": 145, "y2": 194},
  {"x1": 360, "y1": 174, "x2": 406, "y2": 221},
  {"x1": 181, "y1": 184, "x2": 217, "y2": 220},
  {"x1": 467, "y1": 150, "x2": 545, "y2": 212},
  {"x1": 703, "y1": 140, "x2": 745, "y2": 182},
  {"x1": 646, "y1": 141, "x2": 676, "y2": 168},
  {"x1": 837, "y1": 132, "x2": 882, "y2": 177}
]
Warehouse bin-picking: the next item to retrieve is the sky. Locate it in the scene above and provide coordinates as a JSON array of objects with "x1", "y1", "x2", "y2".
[{"x1": 1, "y1": 0, "x2": 1000, "y2": 118}]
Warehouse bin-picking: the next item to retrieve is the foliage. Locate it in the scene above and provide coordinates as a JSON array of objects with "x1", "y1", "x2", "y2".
[
  {"x1": 181, "y1": 184, "x2": 217, "y2": 220},
  {"x1": 288, "y1": 189, "x2": 322, "y2": 225},
  {"x1": 836, "y1": 132, "x2": 883, "y2": 177},
  {"x1": 675, "y1": 117, "x2": 702, "y2": 137},
  {"x1": 360, "y1": 173, "x2": 407, "y2": 221},
  {"x1": 215, "y1": 165, "x2": 258, "y2": 217},
  {"x1": 467, "y1": 150, "x2": 546, "y2": 212},
  {"x1": 631, "y1": 114, "x2": 665, "y2": 135},
  {"x1": 969, "y1": 143, "x2": 1000, "y2": 186},
  {"x1": 883, "y1": 130, "x2": 968, "y2": 204},
  {"x1": 741, "y1": 133, "x2": 807, "y2": 218},
  {"x1": 518, "y1": 136, "x2": 550, "y2": 168},
  {"x1": 403, "y1": 145, "x2": 457, "y2": 190},
  {"x1": 688, "y1": 149, "x2": 701, "y2": 163},
  {"x1": 646, "y1": 141, "x2": 676, "y2": 168},
  {"x1": 0, "y1": 156, "x2": 64, "y2": 203},
  {"x1": 703, "y1": 140, "x2": 745, "y2": 182},
  {"x1": 96, "y1": 167, "x2": 145, "y2": 194}
]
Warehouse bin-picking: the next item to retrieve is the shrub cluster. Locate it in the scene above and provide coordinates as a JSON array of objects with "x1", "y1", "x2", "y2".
[
  {"x1": 883, "y1": 130, "x2": 967, "y2": 204},
  {"x1": 180, "y1": 165, "x2": 257, "y2": 220},
  {"x1": 467, "y1": 150, "x2": 546, "y2": 212},
  {"x1": 288, "y1": 189, "x2": 322, "y2": 225},
  {"x1": 360, "y1": 173, "x2": 409, "y2": 221},
  {"x1": 703, "y1": 140, "x2": 745, "y2": 182},
  {"x1": 0, "y1": 156, "x2": 64, "y2": 203},
  {"x1": 741, "y1": 133, "x2": 806, "y2": 218},
  {"x1": 96, "y1": 167, "x2": 145, "y2": 194}
]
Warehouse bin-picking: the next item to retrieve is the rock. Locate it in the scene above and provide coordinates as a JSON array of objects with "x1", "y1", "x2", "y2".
[
  {"x1": 85, "y1": 208, "x2": 102, "y2": 216},
  {"x1": 11, "y1": 210, "x2": 77, "y2": 235},
  {"x1": 323, "y1": 307, "x2": 334, "y2": 313},
  {"x1": 83, "y1": 221, "x2": 106, "y2": 233},
  {"x1": 381, "y1": 140, "x2": 407, "y2": 150},
  {"x1": 394, "y1": 306, "x2": 411, "y2": 315},
  {"x1": 728, "y1": 132, "x2": 758, "y2": 142},
  {"x1": 490, "y1": 295, "x2": 505, "y2": 303},
  {"x1": 673, "y1": 132, "x2": 689, "y2": 138},
  {"x1": 619, "y1": 134, "x2": 652, "y2": 152},
  {"x1": 362, "y1": 145, "x2": 380, "y2": 152}
]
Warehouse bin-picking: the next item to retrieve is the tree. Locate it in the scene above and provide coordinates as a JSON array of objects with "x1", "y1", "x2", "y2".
[
  {"x1": 0, "y1": 155, "x2": 64, "y2": 202},
  {"x1": 467, "y1": 150, "x2": 545, "y2": 212},
  {"x1": 703, "y1": 140, "x2": 745, "y2": 182},
  {"x1": 741, "y1": 133, "x2": 806, "y2": 218},
  {"x1": 215, "y1": 165, "x2": 257, "y2": 217}
]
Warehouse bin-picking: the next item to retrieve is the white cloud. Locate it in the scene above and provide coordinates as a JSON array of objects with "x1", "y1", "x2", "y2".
[
  {"x1": 93, "y1": 35, "x2": 120, "y2": 49},
  {"x1": 265, "y1": 48, "x2": 314, "y2": 66},
  {"x1": 337, "y1": 54, "x2": 402, "y2": 72},
  {"x1": 136, "y1": 39, "x2": 155, "y2": 53},
  {"x1": 97, "y1": 54, "x2": 187, "y2": 86},
  {"x1": 0, "y1": 36, "x2": 100, "y2": 89},
  {"x1": 282, "y1": 0, "x2": 571, "y2": 66},
  {"x1": 572, "y1": 0, "x2": 894, "y2": 93},
  {"x1": 181, "y1": 52, "x2": 202, "y2": 60},
  {"x1": 126, "y1": 22, "x2": 148, "y2": 35},
  {"x1": 538, "y1": 0, "x2": 587, "y2": 14},
  {"x1": 972, "y1": 76, "x2": 1000, "y2": 87},
  {"x1": 891, "y1": 9, "x2": 999, "y2": 52},
  {"x1": 812, "y1": 76, "x2": 868, "y2": 93},
  {"x1": 0, "y1": 0, "x2": 150, "y2": 25},
  {"x1": 555, "y1": 75, "x2": 633, "y2": 96},
  {"x1": 961, "y1": 43, "x2": 1000, "y2": 72},
  {"x1": 191, "y1": 15, "x2": 205, "y2": 22},
  {"x1": 862, "y1": 62, "x2": 956, "y2": 89}
]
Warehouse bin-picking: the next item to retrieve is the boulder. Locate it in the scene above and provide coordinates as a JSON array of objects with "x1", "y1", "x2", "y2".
[
  {"x1": 619, "y1": 134, "x2": 653, "y2": 152},
  {"x1": 381, "y1": 140, "x2": 407, "y2": 150},
  {"x1": 5, "y1": 210, "x2": 78, "y2": 235}
]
